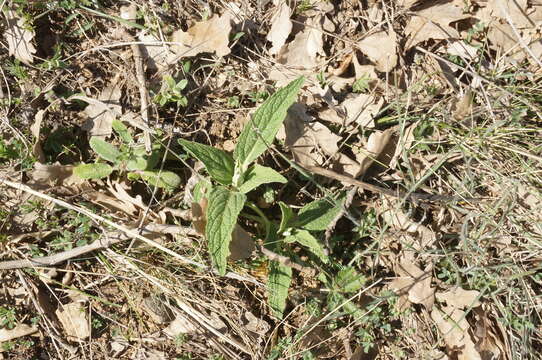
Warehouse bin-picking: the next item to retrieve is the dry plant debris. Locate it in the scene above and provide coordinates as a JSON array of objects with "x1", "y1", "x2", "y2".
[{"x1": 0, "y1": 0, "x2": 541, "y2": 359}]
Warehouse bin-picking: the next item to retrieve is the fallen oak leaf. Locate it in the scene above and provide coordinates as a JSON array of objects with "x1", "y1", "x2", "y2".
[
  {"x1": 357, "y1": 31, "x2": 398, "y2": 72},
  {"x1": 4, "y1": 8, "x2": 37, "y2": 64},
  {"x1": 172, "y1": 13, "x2": 232, "y2": 58},
  {"x1": 267, "y1": 1, "x2": 292, "y2": 55},
  {"x1": 405, "y1": 0, "x2": 470, "y2": 49}
]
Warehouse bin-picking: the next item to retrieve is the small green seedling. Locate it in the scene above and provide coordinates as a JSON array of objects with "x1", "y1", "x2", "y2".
[
  {"x1": 179, "y1": 77, "x2": 348, "y2": 318},
  {"x1": 154, "y1": 75, "x2": 188, "y2": 107},
  {"x1": 74, "y1": 120, "x2": 181, "y2": 190}
]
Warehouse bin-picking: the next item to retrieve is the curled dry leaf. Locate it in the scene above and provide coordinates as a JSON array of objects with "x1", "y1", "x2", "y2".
[
  {"x1": 0, "y1": 323, "x2": 38, "y2": 342},
  {"x1": 431, "y1": 305, "x2": 481, "y2": 360},
  {"x1": 405, "y1": 0, "x2": 470, "y2": 49},
  {"x1": 376, "y1": 196, "x2": 436, "y2": 250},
  {"x1": 4, "y1": 9, "x2": 37, "y2": 64},
  {"x1": 394, "y1": 252, "x2": 435, "y2": 309},
  {"x1": 56, "y1": 302, "x2": 91, "y2": 340},
  {"x1": 320, "y1": 93, "x2": 383, "y2": 128},
  {"x1": 76, "y1": 75, "x2": 123, "y2": 138},
  {"x1": 279, "y1": 103, "x2": 340, "y2": 167},
  {"x1": 354, "y1": 128, "x2": 394, "y2": 177},
  {"x1": 138, "y1": 32, "x2": 177, "y2": 74},
  {"x1": 243, "y1": 311, "x2": 270, "y2": 337},
  {"x1": 357, "y1": 31, "x2": 398, "y2": 72},
  {"x1": 30, "y1": 110, "x2": 46, "y2": 163},
  {"x1": 267, "y1": 1, "x2": 292, "y2": 55},
  {"x1": 163, "y1": 312, "x2": 199, "y2": 337},
  {"x1": 172, "y1": 13, "x2": 232, "y2": 58},
  {"x1": 269, "y1": 15, "x2": 324, "y2": 85},
  {"x1": 436, "y1": 287, "x2": 481, "y2": 310}
]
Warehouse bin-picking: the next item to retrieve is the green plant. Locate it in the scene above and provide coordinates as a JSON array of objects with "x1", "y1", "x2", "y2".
[
  {"x1": 352, "y1": 74, "x2": 371, "y2": 93},
  {"x1": 0, "y1": 307, "x2": 17, "y2": 329},
  {"x1": 74, "y1": 120, "x2": 181, "y2": 190},
  {"x1": 180, "y1": 77, "x2": 349, "y2": 317},
  {"x1": 154, "y1": 75, "x2": 188, "y2": 107}
]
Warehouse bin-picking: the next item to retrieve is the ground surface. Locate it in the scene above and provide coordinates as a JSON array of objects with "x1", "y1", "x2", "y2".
[{"x1": 0, "y1": 0, "x2": 541, "y2": 359}]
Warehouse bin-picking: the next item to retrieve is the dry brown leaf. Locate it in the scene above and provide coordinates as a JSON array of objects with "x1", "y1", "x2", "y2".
[
  {"x1": 376, "y1": 196, "x2": 436, "y2": 250},
  {"x1": 354, "y1": 129, "x2": 394, "y2": 176},
  {"x1": 394, "y1": 252, "x2": 435, "y2": 309},
  {"x1": 405, "y1": 1, "x2": 470, "y2": 49},
  {"x1": 243, "y1": 311, "x2": 270, "y2": 337},
  {"x1": 76, "y1": 76, "x2": 123, "y2": 138},
  {"x1": 451, "y1": 89, "x2": 474, "y2": 122},
  {"x1": 269, "y1": 16, "x2": 324, "y2": 85},
  {"x1": 267, "y1": 1, "x2": 292, "y2": 55},
  {"x1": 138, "y1": 32, "x2": 177, "y2": 73},
  {"x1": 56, "y1": 302, "x2": 91, "y2": 340},
  {"x1": 278, "y1": 103, "x2": 341, "y2": 167},
  {"x1": 107, "y1": 181, "x2": 148, "y2": 213},
  {"x1": 83, "y1": 190, "x2": 137, "y2": 215},
  {"x1": 436, "y1": 287, "x2": 481, "y2": 310},
  {"x1": 119, "y1": 3, "x2": 137, "y2": 22},
  {"x1": 484, "y1": 0, "x2": 532, "y2": 28},
  {"x1": 431, "y1": 305, "x2": 481, "y2": 360},
  {"x1": 357, "y1": 31, "x2": 398, "y2": 72},
  {"x1": 172, "y1": 14, "x2": 232, "y2": 58},
  {"x1": 30, "y1": 110, "x2": 46, "y2": 163},
  {"x1": 4, "y1": 9, "x2": 37, "y2": 64},
  {"x1": 163, "y1": 312, "x2": 199, "y2": 337},
  {"x1": 0, "y1": 323, "x2": 38, "y2": 342}
]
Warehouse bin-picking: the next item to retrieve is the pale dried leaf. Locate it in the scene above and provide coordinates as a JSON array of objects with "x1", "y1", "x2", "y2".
[
  {"x1": 30, "y1": 109, "x2": 45, "y2": 163},
  {"x1": 269, "y1": 16, "x2": 324, "y2": 85},
  {"x1": 405, "y1": 1, "x2": 470, "y2": 49},
  {"x1": 119, "y1": 3, "x2": 137, "y2": 22},
  {"x1": 279, "y1": 103, "x2": 341, "y2": 167},
  {"x1": 0, "y1": 323, "x2": 38, "y2": 342},
  {"x1": 138, "y1": 32, "x2": 177, "y2": 73},
  {"x1": 243, "y1": 311, "x2": 270, "y2": 336},
  {"x1": 357, "y1": 31, "x2": 398, "y2": 72},
  {"x1": 355, "y1": 129, "x2": 394, "y2": 176},
  {"x1": 431, "y1": 305, "x2": 481, "y2": 360},
  {"x1": 4, "y1": 9, "x2": 37, "y2": 64},
  {"x1": 446, "y1": 40, "x2": 479, "y2": 60},
  {"x1": 395, "y1": 254, "x2": 435, "y2": 309},
  {"x1": 56, "y1": 302, "x2": 91, "y2": 340},
  {"x1": 451, "y1": 89, "x2": 474, "y2": 121},
  {"x1": 163, "y1": 313, "x2": 199, "y2": 337},
  {"x1": 332, "y1": 153, "x2": 362, "y2": 179},
  {"x1": 84, "y1": 190, "x2": 137, "y2": 215},
  {"x1": 267, "y1": 2, "x2": 292, "y2": 55},
  {"x1": 484, "y1": 0, "x2": 532, "y2": 28},
  {"x1": 76, "y1": 76, "x2": 122, "y2": 138},
  {"x1": 436, "y1": 287, "x2": 481, "y2": 309},
  {"x1": 172, "y1": 14, "x2": 232, "y2": 58}
]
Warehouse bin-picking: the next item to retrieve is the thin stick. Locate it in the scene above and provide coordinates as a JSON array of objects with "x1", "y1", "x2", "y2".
[{"x1": 301, "y1": 164, "x2": 475, "y2": 203}]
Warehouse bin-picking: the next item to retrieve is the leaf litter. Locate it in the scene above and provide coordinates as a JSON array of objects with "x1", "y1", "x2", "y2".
[{"x1": 1, "y1": 0, "x2": 541, "y2": 358}]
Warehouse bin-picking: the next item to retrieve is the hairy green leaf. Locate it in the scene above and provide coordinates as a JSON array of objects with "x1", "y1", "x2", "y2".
[
  {"x1": 234, "y1": 77, "x2": 304, "y2": 170},
  {"x1": 178, "y1": 139, "x2": 235, "y2": 185},
  {"x1": 89, "y1": 137, "x2": 120, "y2": 163},
  {"x1": 278, "y1": 201, "x2": 295, "y2": 234},
  {"x1": 268, "y1": 260, "x2": 292, "y2": 319},
  {"x1": 140, "y1": 170, "x2": 181, "y2": 190},
  {"x1": 238, "y1": 164, "x2": 287, "y2": 194},
  {"x1": 206, "y1": 187, "x2": 247, "y2": 275},
  {"x1": 74, "y1": 163, "x2": 113, "y2": 179},
  {"x1": 283, "y1": 229, "x2": 328, "y2": 263},
  {"x1": 297, "y1": 196, "x2": 344, "y2": 231},
  {"x1": 111, "y1": 120, "x2": 132, "y2": 144},
  {"x1": 333, "y1": 267, "x2": 366, "y2": 293}
]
